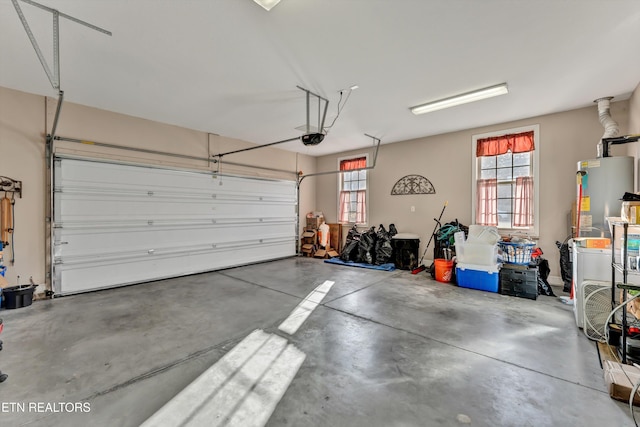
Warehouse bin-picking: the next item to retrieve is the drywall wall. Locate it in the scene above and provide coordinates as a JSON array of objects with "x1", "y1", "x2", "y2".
[
  {"x1": 0, "y1": 88, "x2": 46, "y2": 290},
  {"x1": 316, "y1": 100, "x2": 630, "y2": 279},
  {"x1": 0, "y1": 85, "x2": 316, "y2": 294},
  {"x1": 628, "y1": 83, "x2": 640, "y2": 189},
  {"x1": 631, "y1": 83, "x2": 640, "y2": 134}
]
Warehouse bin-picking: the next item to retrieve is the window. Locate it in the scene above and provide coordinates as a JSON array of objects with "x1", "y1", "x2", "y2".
[
  {"x1": 472, "y1": 125, "x2": 539, "y2": 235},
  {"x1": 338, "y1": 155, "x2": 368, "y2": 224}
]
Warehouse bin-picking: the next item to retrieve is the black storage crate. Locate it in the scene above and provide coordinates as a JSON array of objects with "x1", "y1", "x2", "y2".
[{"x1": 499, "y1": 265, "x2": 538, "y2": 300}]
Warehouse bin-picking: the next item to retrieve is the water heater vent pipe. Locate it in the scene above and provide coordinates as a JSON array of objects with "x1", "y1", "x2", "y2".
[{"x1": 595, "y1": 96, "x2": 619, "y2": 157}]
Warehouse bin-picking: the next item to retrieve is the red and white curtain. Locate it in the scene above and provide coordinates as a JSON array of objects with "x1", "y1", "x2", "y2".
[
  {"x1": 339, "y1": 190, "x2": 366, "y2": 223},
  {"x1": 513, "y1": 176, "x2": 534, "y2": 227},
  {"x1": 476, "y1": 131, "x2": 534, "y2": 157},
  {"x1": 339, "y1": 157, "x2": 367, "y2": 223},
  {"x1": 476, "y1": 178, "x2": 498, "y2": 226}
]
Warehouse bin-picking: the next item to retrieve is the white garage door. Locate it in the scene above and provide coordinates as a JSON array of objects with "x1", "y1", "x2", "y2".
[{"x1": 53, "y1": 157, "x2": 297, "y2": 296}]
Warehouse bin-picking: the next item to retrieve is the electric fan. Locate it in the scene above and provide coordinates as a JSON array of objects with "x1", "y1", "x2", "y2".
[{"x1": 583, "y1": 281, "x2": 612, "y2": 341}]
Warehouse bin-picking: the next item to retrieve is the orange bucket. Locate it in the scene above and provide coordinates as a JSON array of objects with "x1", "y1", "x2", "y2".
[{"x1": 434, "y1": 259, "x2": 454, "y2": 283}]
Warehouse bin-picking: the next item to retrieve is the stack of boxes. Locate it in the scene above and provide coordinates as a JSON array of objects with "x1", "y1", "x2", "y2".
[
  {"x1": 300, "y1": 230, "x2": 317, "y2": 257},
  {"x1": 305, "y1": 213, "x2": 325, "y2": 234},
  {"x1": 455, "y1": 225, "x2": 501, "y2": 292},
  {"x1": 302, "y1": 213, "x2": 339, "y2": 258}
]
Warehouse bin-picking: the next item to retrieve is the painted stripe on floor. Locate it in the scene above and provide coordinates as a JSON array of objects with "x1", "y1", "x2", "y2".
[
  {"x1": 278, "y1": 280, "x2": 335, "y2": 335},
  {"x1": 141, "y1": 329, "x2": 305, "y2": 427}
]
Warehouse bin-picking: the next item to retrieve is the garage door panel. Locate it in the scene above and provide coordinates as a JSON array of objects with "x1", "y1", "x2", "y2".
[
  {"x1": 57, "y1": 161, "x2": 296, "y2": 198},
  {"x1": 55, "y1": 240, "x2": 294, "y2": 295},
  {"x1": 53, "y1": 157, "x2": 297, "y2": 295},
  {"x1": 56, "y1": 198, "x2": 294, "y2": 221},
  {"x1": 55, "y1": 237, "x2": 294, "y2": 268},
  {"x1": 54, "y1": 222, "x2": 295, "y2": 258}
]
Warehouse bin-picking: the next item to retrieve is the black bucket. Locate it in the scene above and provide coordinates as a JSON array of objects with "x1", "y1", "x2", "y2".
[{"x1": 2, "y1": 285, "x2": 35, "y2": 309}]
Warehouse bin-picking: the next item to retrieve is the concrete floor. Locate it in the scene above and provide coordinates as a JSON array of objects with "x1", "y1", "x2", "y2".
[{"x1": 0, "y1": 257, "x2": 633, "y2": 426}]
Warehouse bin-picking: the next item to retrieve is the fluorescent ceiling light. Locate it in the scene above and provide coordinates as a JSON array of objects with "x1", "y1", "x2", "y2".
[
  {"x1": 253, "y1": 0, "x2": 281, "y2": 11},
  {"x1": 410, "y1": 83, "x2": 509, "y2": 115}
]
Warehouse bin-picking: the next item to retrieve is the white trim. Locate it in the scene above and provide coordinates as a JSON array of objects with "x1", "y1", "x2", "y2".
[
  {"x1": 471, "y1": 124, "x2": 540, "y2": 236},
  {"x1": 337, "y1": 152, "x2": 370, "y2": 225}
]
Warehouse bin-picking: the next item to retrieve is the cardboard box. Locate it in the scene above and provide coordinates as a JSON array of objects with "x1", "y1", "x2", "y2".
[
  {"x1": 306, "y1": 216, "x2": 324, "y2": 230},
  {"x1": 603, "y1": 360, "x2": 640, "y2": 406},
  {"x1": 328, "y1": 223, "x2": 343, "y2": 253},
  {"x1": 301, "y1": 230, "x2": 317, "y2": 246},
  {"x1": 573, "y1": 237, "x2": 611, "y2": 249},
  {"x1": 313, "y1": 247, "x2": 339, "y2": 259},
  {"x1": 622, "y1": 201, "x2": 640, "y2": 224},
  {"x1": 607, "y1": 218, "x2": 640, "y2": 240},
  {"x1": 314, "y1": 249, "x2": 327, "y2": 258},
  {"x1": 301, "y1": 243, "x2": 315, "y2": 257}
]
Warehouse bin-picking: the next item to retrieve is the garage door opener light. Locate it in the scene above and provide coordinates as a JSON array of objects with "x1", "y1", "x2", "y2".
[{"x1": 253, "y1": 0, "x2": 281, "y2": 11}]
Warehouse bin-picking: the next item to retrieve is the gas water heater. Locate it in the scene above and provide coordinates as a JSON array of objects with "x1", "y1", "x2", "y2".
[{"x1": 577, "y1": 156, "x2": 634, "y2": 238}]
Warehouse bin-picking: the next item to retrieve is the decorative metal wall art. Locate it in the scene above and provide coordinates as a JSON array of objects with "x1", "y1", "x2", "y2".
[{"x1": 391, "y1": 175, "x2": 435, "y2": 195}]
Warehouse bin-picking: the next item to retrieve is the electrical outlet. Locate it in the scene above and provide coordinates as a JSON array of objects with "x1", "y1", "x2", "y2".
[{"x1": 411, "y1": 206, "x2": 415, "y2": 212}]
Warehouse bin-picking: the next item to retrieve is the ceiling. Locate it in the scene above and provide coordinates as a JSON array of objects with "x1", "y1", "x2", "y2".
[{"x1": 1, "y1": 0, "x2": 640, "y2": 157}]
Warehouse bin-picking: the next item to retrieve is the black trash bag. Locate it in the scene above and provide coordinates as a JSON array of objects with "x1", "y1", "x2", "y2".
[
  {"x1": 341, "y1": 225, "x2": 361, "y2": 262},
  {"x1": 532, "y1": 257, "x2": 556, "y2": 297},
  {"x1": 357, "y1": 227, "x2": 377, "y2": 264},
  {"x1": 375, "y1": 224, "x2": 393, "y2": 265},
  {"x1": 556, "y1": 240, "x2": 572, "y2": 293},
  {"x1": 623, "y1": 192, "x2": 640, "y2": 201},
  {"x1": 388, "y1": 223, "x2": 398, "y2": 238}
]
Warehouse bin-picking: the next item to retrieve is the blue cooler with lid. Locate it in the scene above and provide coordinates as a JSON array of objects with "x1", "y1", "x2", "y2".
[{"x1": 456, "y1": 263, "x2": 500, "y2": 293}]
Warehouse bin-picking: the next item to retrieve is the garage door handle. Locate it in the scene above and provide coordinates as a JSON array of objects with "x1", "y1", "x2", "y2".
[
  {"x1": 54, "y1": 241, "x2": 69, "y2": 245},
  {"x1": 148, "y1": 249, "x2": 155, "y2": 254}
]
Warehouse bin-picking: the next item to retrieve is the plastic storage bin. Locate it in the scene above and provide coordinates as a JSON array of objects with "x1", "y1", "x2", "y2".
[
  {"x1": 456, "y1": 263, "x2": 500, "y2": 293},
  {"x1": 499, "y1": 264, "x2": 538, "y2": 300},
  {"x1": 2, "y1": 285, "x2": 35, "y2": 309},
  {"x1": 498, "y1": 242, "x2": 535, "y2": 265},
  {"x1": 467, "y1": 225, "x2": 501, "y2": 244},
  {"x1": 455, "y1": 242, "x2": 498, "y2": 266}
]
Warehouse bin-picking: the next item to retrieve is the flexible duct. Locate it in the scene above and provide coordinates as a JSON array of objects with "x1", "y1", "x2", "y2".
[{"x1": 595, "y1": 97, "x2": 619, "y2": 157}]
